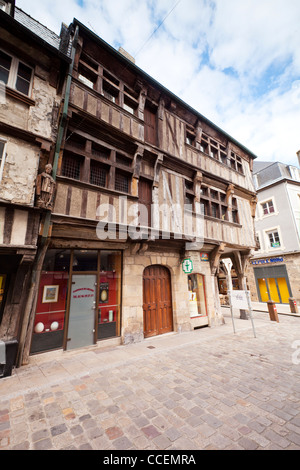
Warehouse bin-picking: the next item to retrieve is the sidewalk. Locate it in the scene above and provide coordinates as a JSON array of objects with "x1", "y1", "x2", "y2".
[{"x1": 0, "y1": 310, "x2": 299, "y2": 450}]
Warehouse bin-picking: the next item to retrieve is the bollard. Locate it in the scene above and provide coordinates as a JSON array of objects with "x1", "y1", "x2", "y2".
[
  {"x1": 267, "y1": 300, "x2": 279, "y2": 322},
  {"x1": 289, "y1": 297, "x2": 298, "y2": 314}
]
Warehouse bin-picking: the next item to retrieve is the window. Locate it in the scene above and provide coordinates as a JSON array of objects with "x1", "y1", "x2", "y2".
[
  {"x1": 0, "y1": 49, "x2": 33, "y2": 96},
  {"x1": 0, "y1": 139, "x2": 6, "y2": 182},
  {"x1": 61, "y1": 153, "x2": 82, "y2": 180},
  {"x1": 229, "y1": 152, "x2": 243, "y2": 174},
  {"x1": 267, "y1": 230, "x2": 281, "y2": 248},
  {"x1": 115, "y1": 171, "x2": 129, "y2": 193},
  {"x1": 62, "y1": 132, "x2": 133, "y2": 193},
  {"x1": 200, "y1": 186, "x2": 229, "y2": 221},
  {"x1": 90, "y1": 160, "x2": 108, "y2": 187},
  {"x1": 261, "y1": 200, "x2": 275, "y2": 215}
]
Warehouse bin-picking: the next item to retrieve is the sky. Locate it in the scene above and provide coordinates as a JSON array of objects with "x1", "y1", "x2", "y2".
[{"x1": 16, "y1": 0, "x2": 300, "y2": 166}]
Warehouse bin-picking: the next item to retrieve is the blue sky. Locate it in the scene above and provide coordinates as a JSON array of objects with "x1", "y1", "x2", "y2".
[{"x1": 16, "y1": 0, "x2": 300, "y2": 166}]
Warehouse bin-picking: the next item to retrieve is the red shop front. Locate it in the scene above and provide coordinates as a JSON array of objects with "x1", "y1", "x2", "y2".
[{"x1": 30, "y1": 249, "x2": 122, "y2": 354}]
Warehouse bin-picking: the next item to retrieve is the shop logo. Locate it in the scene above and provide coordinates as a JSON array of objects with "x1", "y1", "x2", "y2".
[{"x1": 182, "y1": 258, "x2": 193, "y2": 274}]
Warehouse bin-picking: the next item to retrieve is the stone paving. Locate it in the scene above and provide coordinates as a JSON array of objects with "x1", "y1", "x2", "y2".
[{"x1": 0, "y1": 310, "x2": 299, "y2": 451}]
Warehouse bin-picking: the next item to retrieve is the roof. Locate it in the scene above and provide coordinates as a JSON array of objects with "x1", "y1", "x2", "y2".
[
  {"x1": 0, "y1": 7, "x2": 71, "y2": 61},
  {"x1": 254, "y1": 161, "x2": 300, "y2": 189},
  {"x1": 72, "y1": 18, "x2": 259, "y2": 161},
  {"x1": 14, "y1": 7, "x2": 61, "y2": 50}
]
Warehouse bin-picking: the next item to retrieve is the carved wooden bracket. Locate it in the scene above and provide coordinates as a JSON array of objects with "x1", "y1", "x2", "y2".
[{"x1": 210, "y1": 243, "x2": 226, "y2": 275}]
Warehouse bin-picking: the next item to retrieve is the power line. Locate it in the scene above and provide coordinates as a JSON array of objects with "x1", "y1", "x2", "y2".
[{"x1": 134, "y1": 0, "x2": 183, "y2": 58}]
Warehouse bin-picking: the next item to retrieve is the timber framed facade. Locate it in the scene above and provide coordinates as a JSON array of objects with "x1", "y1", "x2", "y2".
[
  {"x1": 0, "y1": 1, "x2": 71, "y2": 369},
  {"x1": 22, "y1": 17, "x2": 258, "y2": 361}
]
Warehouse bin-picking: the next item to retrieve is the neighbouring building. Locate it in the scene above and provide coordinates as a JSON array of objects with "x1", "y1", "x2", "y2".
[
  {"x1": 23, "y1": 16, "x2": 258, "y2": 362},
  {"x1": 0, "y1": 1, "x2": 71, "y2": 367},
  {"x1": 247, "y1": 158, "x2": 300, "y2": 305}
]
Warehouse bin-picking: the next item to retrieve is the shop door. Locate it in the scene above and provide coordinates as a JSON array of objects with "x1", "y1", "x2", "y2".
[
  {"x1": 67, "y1": 274, "x2": 96, "y2": 350},
  {"x1": 143, "y1": 265, "x2": 173, "y2": 338}
]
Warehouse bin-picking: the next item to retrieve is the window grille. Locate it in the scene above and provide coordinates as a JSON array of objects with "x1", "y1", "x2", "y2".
[
  {"x1": 62, "y1": 154, "x2": 81, "y2": 180},
  {"x1": 115, "y1": 171, "x2": 129, "y2": 193},
  {"x1": 90, "y1": 161, "x2": 107, "y2": 187}
]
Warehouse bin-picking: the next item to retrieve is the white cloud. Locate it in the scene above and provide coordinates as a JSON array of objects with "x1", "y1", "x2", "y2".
[{"x1": 15, "y1": 0, "x2": 300, "y2": 165}]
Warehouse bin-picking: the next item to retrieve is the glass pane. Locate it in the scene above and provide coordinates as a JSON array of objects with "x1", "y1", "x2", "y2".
[
  {"x1": 15, "y1": 76, "x2": 30, "y2": 95},
  {"x1": 31, "y1": 249, "x2": 71, "y2": 354},
  {"x1": 98, "y1": 251, "x2": 121, "y2": 339},
  {"x1": 17, "y1": 62, "x2": 32, "y2": 81},
  {"x1": 72, "y1": 250, "x2": 98, "y2": 271},
  {"x1": 188, "y1": 274, "x2": 207, "y2": 317},
  {"x1": 67, "y1": 274, "x2": 96, "y2": 350},
  {"x1": 0, "y1": 67, "x2": 9, "y2": 84},
  {"x1": 257, "y1": 278, "x2": 269, "y2": 302},
  {"x1": 0, "y1": 50, "x2": 12, "y2": 71}
]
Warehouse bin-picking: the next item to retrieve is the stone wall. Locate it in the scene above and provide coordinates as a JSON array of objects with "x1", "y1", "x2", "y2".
[
  {"x1": 121, "y1": 247, "x2": 219, "y2": 344},
  {"x1": 0, "y1": 134, "x2": 39, "y2": 206}
]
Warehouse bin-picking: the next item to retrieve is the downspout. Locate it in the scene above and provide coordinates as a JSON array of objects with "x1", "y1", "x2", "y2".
[{"x1": 17, "y1": 26, "x2": 79, "y2": 367}]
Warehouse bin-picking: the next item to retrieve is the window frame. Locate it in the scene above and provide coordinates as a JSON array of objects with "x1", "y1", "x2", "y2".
[
  {"x1": 261, "y1": 199, "x2": 275, "y2": 217},
  {"x1": 266, "y1": 229, "x2": 281, "y2": 249},
  {"x1": 61, "y1": 132, "x2": 133, "y2": 195},
  {"x1": 0, "y1": 48, "x2": 33, "y2": 98}
]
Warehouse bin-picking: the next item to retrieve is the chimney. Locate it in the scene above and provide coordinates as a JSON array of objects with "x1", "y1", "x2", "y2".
[
  {"x1": 297, "y1": 150, "x2": 300, "y2": 167},
  {"x1": 118, "y1": 47, "x2": 135, "y2": 64}
]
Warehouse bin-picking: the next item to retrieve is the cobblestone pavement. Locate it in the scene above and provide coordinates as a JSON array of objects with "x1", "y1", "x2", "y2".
[{"x1": 0, "y1": 311, "x2": 299, "y2": 451}]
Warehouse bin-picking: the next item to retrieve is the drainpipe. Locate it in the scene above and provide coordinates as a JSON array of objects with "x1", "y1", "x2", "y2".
[{"x1": 17, "y1": 26, "x2": 79, "y2": 367}]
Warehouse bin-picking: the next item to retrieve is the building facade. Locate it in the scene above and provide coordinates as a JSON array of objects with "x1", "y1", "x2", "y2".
[
  {"x1": 0, "y1": 1, "x2": 71, "y2": 366},
  {"x1": 18, "y1": 17, "x2": 259, "y2": 363},
  {"x1": 247, "y1": 160, "x2": 300, "y2": 305}
]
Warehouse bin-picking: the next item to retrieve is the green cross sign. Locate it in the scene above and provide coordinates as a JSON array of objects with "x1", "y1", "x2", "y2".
[{"x1": 182, "y1": 258, "x2": 193, "y2": 274}]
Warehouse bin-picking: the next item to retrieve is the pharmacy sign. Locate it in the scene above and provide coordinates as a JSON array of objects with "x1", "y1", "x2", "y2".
[{"x1": 182, "y1": 258, "x2": 193, "y2": 274}]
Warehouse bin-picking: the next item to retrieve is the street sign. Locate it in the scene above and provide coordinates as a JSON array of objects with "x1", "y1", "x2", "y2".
[{"x1": 182, "y1": 258, "x2": 193, "y2": 274}]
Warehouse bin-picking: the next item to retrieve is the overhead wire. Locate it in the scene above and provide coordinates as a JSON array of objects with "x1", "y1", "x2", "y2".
[{"x1": 65, "y1": 0, "x2": 183, "y2": 141}]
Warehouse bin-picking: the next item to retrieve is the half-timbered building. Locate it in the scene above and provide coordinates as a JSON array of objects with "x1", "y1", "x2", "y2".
[
  {"x1": 27, "y1": 18, "x2": 258, "y2": 359},
  {"x1": 0, "y1": 1, "x2": 71, "y2": 369}
]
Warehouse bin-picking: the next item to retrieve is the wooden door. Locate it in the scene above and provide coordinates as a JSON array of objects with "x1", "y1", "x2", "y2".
[
  {"x1": 144, "y1": 106, "x2": 157, "y2": 146},
  {"x1": 143, "y1": 265, "x2": 173, "y2": 338},
  {"x1": 138, "y1": 177, "x2": 152, "y2": 227}
]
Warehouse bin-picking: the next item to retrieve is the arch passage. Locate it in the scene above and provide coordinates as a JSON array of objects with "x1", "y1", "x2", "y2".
[{"x1": 143, "y1": 265, "x2": 173, "y2": 338}]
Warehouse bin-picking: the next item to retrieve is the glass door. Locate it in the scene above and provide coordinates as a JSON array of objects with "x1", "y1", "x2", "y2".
[{"x1": 67, "y1": 274, "x2": 96, "y2": 350}]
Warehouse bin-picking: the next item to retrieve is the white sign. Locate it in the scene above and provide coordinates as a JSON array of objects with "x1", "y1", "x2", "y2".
[
  {"x1": 182, "y1": 258, "x2": 193, "y2": 274},
  {"x1": 229, "y1": 290, "x2": 250, "y2": 310}
]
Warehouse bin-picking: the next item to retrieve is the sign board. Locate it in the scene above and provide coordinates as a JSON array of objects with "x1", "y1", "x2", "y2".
[
  {"x1": 228, "y1": 290, "x2": 250, "y2": 310},
  {"x1": 187, "y1": 252, "x2": 201, "y2": 272},
  {"x1": 182, "y1": 258, "x2": 193, "y2": 274},
  {"x1": 200, "y1": 253, "x2": 209, "y2": 262}
]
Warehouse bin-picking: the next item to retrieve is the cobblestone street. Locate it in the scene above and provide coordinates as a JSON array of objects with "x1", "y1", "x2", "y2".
[{"x1": 0, "y1": 310, "x2": 299, "y2": 451}]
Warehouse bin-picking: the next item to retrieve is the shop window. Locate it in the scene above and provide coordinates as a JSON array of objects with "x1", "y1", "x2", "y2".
[
  {"x1": 72, "y1": 250, "x2": 98, "y2": 271},
  {"x1": 31, "y1": 249, "x2": 71, "y2": 354},
  {"x1": 0, "y1": 49, "x2": 33, "y2": 96},
  {"x1": 188, "y1": 274, "x2": 207, "y2": 317},
  {"x1": 98, "y1": 251, "x2": 122, "y2": 340}
]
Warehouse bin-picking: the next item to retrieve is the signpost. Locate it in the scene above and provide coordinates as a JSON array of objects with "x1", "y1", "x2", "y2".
[{"x1": 228, "y1": 290, "x2": 256, "y2": 338}]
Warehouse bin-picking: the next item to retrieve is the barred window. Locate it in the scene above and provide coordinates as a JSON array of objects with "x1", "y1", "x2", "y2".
[
  {"x1": 90, "y1": 160, "x2": 108, "y2": 187},
  {"x1": 62, "y1": 154, "x2": 81, "y2": 180},
  {"x1": 115, "y1": 171, "x2": 129, "y2": 193}
]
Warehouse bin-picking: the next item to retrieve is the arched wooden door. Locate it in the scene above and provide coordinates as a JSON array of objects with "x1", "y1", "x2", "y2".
[{"x1": 143, "y1": 265, "x2": 173, "y2": 338}]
